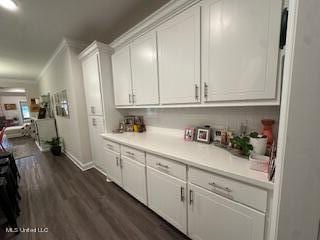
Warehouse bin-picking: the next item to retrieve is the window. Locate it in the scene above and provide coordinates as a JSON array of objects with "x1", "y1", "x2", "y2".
[{"x1": 20, "y1": 101, "x2": 30, "y2": 120}]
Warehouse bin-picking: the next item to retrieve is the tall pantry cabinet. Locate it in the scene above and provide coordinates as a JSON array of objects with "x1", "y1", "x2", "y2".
[{"x1": 79, "y1": 41, "x2": 122, "y2": 174}]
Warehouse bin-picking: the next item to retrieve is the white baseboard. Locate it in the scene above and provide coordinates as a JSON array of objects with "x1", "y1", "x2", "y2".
[{"x1": 63, "y1": 150, "x2": 94, "y2": 171}]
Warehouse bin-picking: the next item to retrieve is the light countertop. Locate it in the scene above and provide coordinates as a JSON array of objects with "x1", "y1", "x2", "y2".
[{"x1": 101, "y1": 131, "x2": 274, "y2": 190}]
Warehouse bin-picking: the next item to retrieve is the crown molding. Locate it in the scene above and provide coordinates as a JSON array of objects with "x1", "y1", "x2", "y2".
[
  {"x1": 79, "y1": 41, "x2": 114, "y2": 60},
  {"x1": 109, "y1": 0, "x2": 200, "y2": 50},
  {"x1": 0, "y1": 78, "x2": 37, "y2": 84},
  {"x1": 38, "y1": 37, "x2": 87, "y2": 80}
]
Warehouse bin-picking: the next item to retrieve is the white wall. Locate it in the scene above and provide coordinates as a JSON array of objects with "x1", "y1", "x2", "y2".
[
  {"x1": 272, "y1": 0, "x2": 320, "y2": 239},
  {"x1": 0, "y1": 79, "x2": 39, "y2": 104},
  {"x1": 38, "y1": 40, "x2": 92, "y2": 166},
  {"x1": 0, "y1": 95, "x2": 27, "y2": 125},
  {"x1": 128, "y1": 106, "x2": 280, "y2": 135}
]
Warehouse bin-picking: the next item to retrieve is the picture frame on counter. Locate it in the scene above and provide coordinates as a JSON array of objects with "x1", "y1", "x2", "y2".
[
  {"x1": 196, "y1": 127, "x2": 212, "y2": 144},
  {"x1": 184, "y1": 128, "x2": 195, "y2": 141}
]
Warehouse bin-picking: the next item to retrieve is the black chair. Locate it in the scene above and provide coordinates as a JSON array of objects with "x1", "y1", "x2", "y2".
[
  {"x1": 0, "y1": 152, "x2": 20, "y2": 180},
  {"x1": 0, "y1": 166, "x2": 20, "y2": 215},
  {"x1": 0, "y1": 177, "x2": 18, "y2": 230}
]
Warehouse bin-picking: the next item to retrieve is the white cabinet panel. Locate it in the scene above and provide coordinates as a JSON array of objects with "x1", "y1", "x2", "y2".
[
  {"x1": 122, "y1": 156, "x2": 147, "y2": 205},
  {"x1": 147, "y1": 167, "x2": 187, "y2": 233},
  {"x1": 157, "y1": 5, "x2": 200, "y2": 104},
  {"x1": 131, "y1": 32, "x2": 159, "y2": 105},
  {"x1": 112, "y1": 46, "x2": 133, "y2": 106},
  {"x1": 202, "y1": 0, "x2": 282, "y2": 102},
  {"x1": 88, "y1": 116, "x2": 105, "y2": 172},
  {"x1": 188, "y1": 183, "x2": 265, "y2": 240},
  {"x1": 104, "y1": 148, "x2": 122, "y2": 187},
  {"x1": 81, "y1": 53, "x2": 103, "y2": 115}
]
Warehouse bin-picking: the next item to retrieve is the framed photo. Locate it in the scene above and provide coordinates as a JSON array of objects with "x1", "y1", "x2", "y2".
[
  {"x1": 4, "y1": 104, "x2": 17, "y2": 110},
  {"x1": 196, "y1": 127, "x2": 211, "y2": 144},
  {"x1": 184, "y1": 128, "x2": 195, "y2": 141}
]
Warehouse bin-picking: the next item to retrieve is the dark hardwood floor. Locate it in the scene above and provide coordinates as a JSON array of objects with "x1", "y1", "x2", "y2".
[{"x1": 1, "y1": 137, "x2": 189, "y2": 240}]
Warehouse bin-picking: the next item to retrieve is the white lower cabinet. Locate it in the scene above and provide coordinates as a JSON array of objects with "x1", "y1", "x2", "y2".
[
  {"x1": 104, "y1": 148, "x2": 122, "y2": 187},
  {"x1": 188, "y1": 183, "x2": 265, "y2": 240},
  {"x1": 121, "y1": 156, "x2": 147, "y2": 205},
  {"x1": 102, "y1": 141, "x2": 268, "y2": 240},
  {"x1": 88, "y1": 116, "x2": 105, "y2": 173},
  {"x1": 147, "y1": 166, "x2": 187, "y2": 234}
]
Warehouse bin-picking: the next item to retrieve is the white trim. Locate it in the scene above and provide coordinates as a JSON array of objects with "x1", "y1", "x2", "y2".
[
  {"x1": 79, "y1": 41, "x2": 113, "y2": 60},
  {"x1": 269, "y1": 0, "x2": 299, "y2": 239},
  {"x1": 109, "y1": 0, "x2": 200, "y2": 49},
  {"x1": 116, "y1": 99, "x2": 280, "y2": 109},
  {"x1": 63, "y1": 150, "x2": 94, "y2": 171},
  {"x1": 38, "y1": 38, "x2": 88, "y2": 80},
  {"x1": 0, "y1": 78, "x2": 37, "y2": 84}
]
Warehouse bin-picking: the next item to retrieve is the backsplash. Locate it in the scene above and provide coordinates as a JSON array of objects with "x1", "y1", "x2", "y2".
[{"x1": 126, "y1": 106, "x2": 280, "y2": 136}]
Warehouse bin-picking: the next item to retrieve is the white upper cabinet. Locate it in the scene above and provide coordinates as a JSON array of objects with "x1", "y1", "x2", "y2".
[
  {"x1": 81, "y1": 53, "x2": 103, "y2": 115},
  {"x1": 112, "y1": 46, "x2": 133, "y2": 106},
  {"x1": 131, "y1": 32, "x2": 159, "y2": 105},
  {"x1": 157, "y1": 5, "x2": 201, "y2": 105},
  {"x1": 201, "y1": 0, "x2": 282, "y2": 102},
  {"x1": 188, "y1": 183, "x2": 265, "y2": 240}
]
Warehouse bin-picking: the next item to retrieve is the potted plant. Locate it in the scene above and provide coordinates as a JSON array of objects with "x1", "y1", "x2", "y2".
[
  {"x1": 231, "y1": 136, "x2": 253, "y2": 157},
  {"x1": 249, "y1": 132, "x2": 268, "y2": 155},
  {"x1": 46, "y1": 137, "x2": 62, "y2": 156}
]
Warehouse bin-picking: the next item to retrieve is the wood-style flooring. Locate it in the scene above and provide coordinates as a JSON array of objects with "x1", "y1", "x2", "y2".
[{"x1": 0, "y1": 137, "x2": 189, "y2": 240}]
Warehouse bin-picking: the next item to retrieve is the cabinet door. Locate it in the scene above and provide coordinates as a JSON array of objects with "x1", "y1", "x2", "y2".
[
  {"x1": 81, "y1": 53, "x2": 103, "y2": 115},
  {"x1": 88, "y1": 116, "x2": 105, "y2": 171},
  {"x1": 131, "y1": 32, "x2": 159, "y2": 105},
  {"x1": 188, "y1": 183, "x2": 265, "y2": 240},
  {"x1": 112, "y1": 46, "x2": 133, "y2": 106},
  {"x1": 122, "y1": 156, "x2": 147, "y2": 205},
  {"x1": 202, "y1": 0, "x2": 282, "y2": 102},
  {"x1": 104, "y1": 148, "x2": 122, "y2": 187},
  {"x1": 147, "y1": 167, "x2": 187, "y2": 233},
  {"x1": 157, "y1": 5, "x2": 200, "y2": 104}
]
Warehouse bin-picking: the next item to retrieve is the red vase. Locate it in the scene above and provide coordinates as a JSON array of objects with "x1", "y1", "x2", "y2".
[{"x1": 261, "y1": 119, "x2": 275, "y2": 145}]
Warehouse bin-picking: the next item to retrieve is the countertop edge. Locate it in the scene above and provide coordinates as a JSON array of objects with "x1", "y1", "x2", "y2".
[{"x1": 100, "y1": 133, "x2": 274, "y2": 191}]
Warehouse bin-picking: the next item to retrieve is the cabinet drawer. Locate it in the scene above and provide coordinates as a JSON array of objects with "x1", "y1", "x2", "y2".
[
  {"x1": 147, "y1": 154, "x2": 186, "y2": 181},
  {"x1": 103, "y1": 140, "x2": 120, "y2": 153},
  {"x1": 189, "y1": 167, "x2": 267, "y2": 212},
  {"x1": 121, "y1": 145, "x2": 145, "y2": 164}
]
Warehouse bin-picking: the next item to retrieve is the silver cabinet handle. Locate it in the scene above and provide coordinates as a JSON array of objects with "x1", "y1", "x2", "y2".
[
  {"x1": 91, "y1": 106, "x2": 95, "y2": 114},
  {"x1": 208, "y1": 182, "x2": 232, "y2": 193},
  {"x1": 116, "y1": 156, "x2": 119, "y2": 166},
  {"x1": 195, "y1": 84, "x2": 199, "y2": 101},
  {"x1": 132, "y1": 94, "x2": 136, "y2": 104},
  {"x1": 204, "y1": 82, "x2": 208, "y2": 100},
  {"x1": 180, "y1": 187, "x2": 185, "y2": 202},
  {"x1": 189, "y1": 189, "x2": 194, "y2": 205},
  {"x1": 156, "y1": 162, "x2": 169, "y2": 169},
  {"x1": 126, "y1": 151, "x2": 135, "y2": 156},
  {"x1": 92, "y1": 118, "x2": 97, "y2": 126},
  {"x1": 106, "y1": 144, "x2": 114, "y2": 149},
  {"x1": 119, "y1": 158, "x2": 123, "y2": 168},
  {"x1": 129, "y1": 94, "x2": 132, "y2": 104}
]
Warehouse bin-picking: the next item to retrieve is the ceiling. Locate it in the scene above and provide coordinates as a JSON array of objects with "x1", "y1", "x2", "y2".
[{"x1": 0, "y1": 0, "x2": 169, "y2": 81}]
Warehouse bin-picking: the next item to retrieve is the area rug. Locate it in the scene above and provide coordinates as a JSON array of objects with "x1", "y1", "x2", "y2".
[{"x1": 12, "y1": 144, "x2": 33, "y2": 159}]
